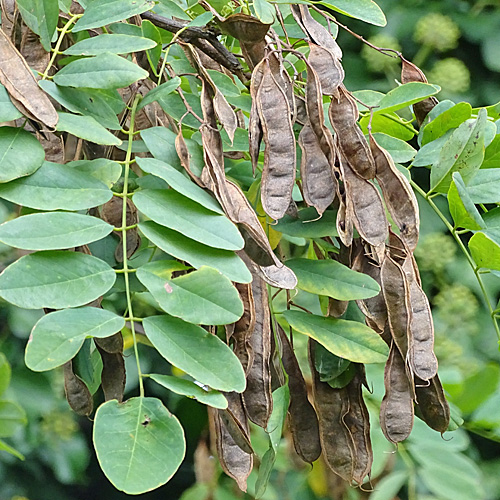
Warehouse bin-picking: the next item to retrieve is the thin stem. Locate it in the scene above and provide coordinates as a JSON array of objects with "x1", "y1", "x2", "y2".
[
  {"x1": 122, "y1": 94, "x2": 145, "y2": 397},
  {"x1": 398, "y1": 445, "x2": 417, "y2": 500},
  {"x1": 41, "y1": 14, "x2": 81, "y2": 80},
  {"x1": 158, "y1": 26, "x2": 190, "y2": 86},
  {"x1": 411, "y1": 181, "x2": 500, "y2": 340},
  {"x1": 378, "y1": 113, "x2": 419, "y2": 135}
]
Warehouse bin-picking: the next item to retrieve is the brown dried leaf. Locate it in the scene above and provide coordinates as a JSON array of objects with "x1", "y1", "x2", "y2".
[{"x1": 0, "y1": 28, "x2": 58, "y2": 128}]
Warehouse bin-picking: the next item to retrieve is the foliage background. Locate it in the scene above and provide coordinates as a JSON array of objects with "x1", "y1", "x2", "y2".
[{"x1": 1, "y1": 0, "x2": 500, "y2": 499}]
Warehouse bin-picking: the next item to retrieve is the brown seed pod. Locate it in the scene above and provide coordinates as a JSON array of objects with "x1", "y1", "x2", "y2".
[
  {"x1": 219, "y1": 392, "x2": 254, "y2": 454},
  {"x1": 309, "y1": 339, "x2": 355, "y2": 482},
  {"x1": 415, "y1": 375, "x2": 450, "y2": 434},
  {"x1": 249, "y1": 59, "x2": 265, "y2": 175},
  {"x1": 232, "y1": 282, "x2": 256, "y2": 374},
  {"x1": 299, "y1": 121, "x2": 336, "y2": 216},
  {"x1": 400, "y1": 56, "x2": 438, "y2": 126},
  {"x1": 370, "y1": 132, "x2": 420, "y2": 251},
  {"x1": 380, "y1": 343, "x2": 414, "y2": 444},
  {"x1": 278, "y1": 325, "x2": 321, "y2": 464},
  {"x1": 96, "y1": 345, "x2": 126, "y2": 403},
  {"x1": 329, "y1": 87, "x2": 376, "y2": 180},
  {"x1": 257, "y1": 61, "x2": 296, "y2": 220},
  {"x1": 63, "y1": 360, "x2": 93, "y2": 416},
  {"x1": 308, "y1": 43, "x2": 344, "y2": 97},
  {"x1": 94, "y1": 332, "x2": 123, "y2": 354}
]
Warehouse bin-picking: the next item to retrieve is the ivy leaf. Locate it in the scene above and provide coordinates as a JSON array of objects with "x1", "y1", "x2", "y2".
[
  {"x1": 0, "y1": 251, "x2": 116, "y2": 309},
  {"x1": 448, "y1": 172, "x2": 485, "y2": 230},
  {"x1": 73, "y1": 0, "x2": 155, "y2": 32},
  {"x1": 63, "y1": 33, "x2": 157, "y2": 55},
  {"x1": 138, "y1": 221, "x2": 251, "y2": 284},
  {"x1": 133, "y1": 189, "x2": 244, "y2": 250},
  {"x1": 0, "y1": 127, "x2": 45, "y2": 183},
  {"x1": 143, "y1": 315, "x2": 246, "y2": 392},
  {"x1": 137, "y1": 263, "x2": 243, "y2": 325},
  {"x1": 93, "y1": 397, "x2": 185, "y2": 495},
  {"x1": 287, "y1": 258, "x2": 380, "y2": 300},
  {"x1": 283, "y1": 310, "x2": 389, "y2": 363},
  {"x1": 25, "y1": 308, "x2": 125, "y2": 371},
  {"x1": 148, "y1": 374, "x2": 228, "y2": 409}
]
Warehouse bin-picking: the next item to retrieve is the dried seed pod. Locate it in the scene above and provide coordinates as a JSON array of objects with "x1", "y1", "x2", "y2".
[
  {"x1": 299, "y1": 121, "x2": 336, "y2": 216},
  {"x1": 219, "y1": 393, "x2": 254, "y2": 454},
  {"x1": 232, "y1": 282, "x2": 256, "y2": 374},
  {"x1": 256, "y1": 261, "x2": 298, "y2": 290},
  {"x1": 380, "y1": 254, "x2": 411, "y2": 359},
  {"x1": 308, "y1": 43, "x2": 344, "y2": 96},
  {"x1": 249, "y1": 59, "x2": 265, "y2": 174},
  {"x1": 336, "y1": 187, "x2": 354, "y2": 248},
  {"x1": 329, "y1": 87, "x2": 375, "y2": 180},
  {"x1": 242, "y1": 268, "x2": 273, "y2": 428},
  {"x1": 278, "y1": 326, "x2": 321, "y2": 463},
  {"x1": 0, "y1": 28, "x2": 58, "y2": 128},
  {"x1": 63, "y1": 360, "x2": 93, "y2": 416},
  {"x1": 257, "y1": 61, "x2": 296, "y2": 220},
  {"x1": 94, "y1": 332, "x2": 123, "y2": 354},
  {"x1": 96, "y1": 345, "x2": 126, "y2": 403},
  {"x1": 344, "y1": 369, "x2": 373, "y2": 485},
  {"x1": 400, "y1": 56, "x2": 438, "y2": 126},
  {"x1": 339, "y1": 154, "x2": 388, "y2": 247},
  {"x1": 370, "y1": 132, "x2": 420, "y2": 251},
  {"x1": 309, "y1": 339, "x2": 355, "y2": 482},
  {"x1": 175, "y1": 127, "x2": 205, "y2": 187},
  {"x1": 380, "y1": 343, "x2": 414, "y2": 444},
  {"x1": 415, "y1": 375, "x2": 450, "y2": 434}
]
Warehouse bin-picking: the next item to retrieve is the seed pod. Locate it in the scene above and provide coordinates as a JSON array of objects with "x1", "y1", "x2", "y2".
[
  {"x1": 415, "y1": 375, "x2": 450, "y2": 434},
  {"x1": 344, "y1": 369, "x2": 373, "y2": 485},
  {"x1": 96, "y1": 345, "x2": 126, "y2": 403},
  {"x1": 0, "y1": 28, "x2": 58, "y2": 128},
  {"x1": 249, "y1": 59, "x2": 265, "y2": 175},
  {"x1": 299, "y1": 121, "x2": 336, "y2": 216},
  {"x1": 63, "y1": 360, "x2": 93, "y2": 416},
  {"x1": 309, "y1": 339, "x2": 355, "y2": 482},
  {"x1": 336, "y1": 188, "x2": 354, "y2": 248},
  {"x1": 256, "y1": 261, "x2": 298, "y2": 290},
  {"x1": 339, "y1": 154, "x2": 388, "y2": 247},
  {"x1": 175, "y1": 127, "x2": 205, "y2": 187},
  {"x1": 308, "y1": 43, "x2": 344, "y2": 96},
  {"x1": 242, "y1": 268, "x2": 273, "y2": 428},
  {"x1": 381, "y1": 254, "x2": 411, "y2": 359},
  {"x1": 329, "y1": 87, "x2": 375, "y2": 180},
  {"x1": 257, "y1": 61, "x2": 296, "y2": 220},
  {"x1": 380, "y1": 343, "x2": 414, "y2": 444},
  {"x1": 94, "y1": 332, "x2": 123, "y2": 354},
  {"x1": 400, "y1": 56, "x2": 438, "y2": 126},
  {"x1": 232, "y1": 282, "x2": 255, "y2": 374},
  {"x1": 219, "y1": 392, "x2": 254, "y2": 454},
  {"x1": 278, "y1": 326, "x2": 321, "y2": 463},
  {"x1": 370, "y1": 132, "x2": 420, "y2": 251}
]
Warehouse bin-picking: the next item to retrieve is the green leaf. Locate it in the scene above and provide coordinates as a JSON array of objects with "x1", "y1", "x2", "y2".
[
  {"x1": 137, "y1": 263, "x2": 243, "y2": 325},
  {"x1": 140, "y1": 126, "x2": 180, "y2": 167},
  {"x1": 56, "y1": 112, "x2": 122, "y2": 145},
  {"x1": 421, "y1": 102, "x2": 472, "y2": 146},
  {"x1": 412, "y1": 132, "x2": 450, "y2": 167},
  {"x1": 136, "y1": 158, "x2": 223, "y2": 214},
  {"x1": 483, "y1": 134, "x2": 500, "y2": 169},
  {"x1": 206, "y1": 70, "x2": 241, "y2": 97},
  {"x1": 0, "y1": 84, "x2": 22, "y2": 122},
  {"x1": 73, "y1": 0, "x2": 155, "y2": 32},
  {"x1": 360, "y1": 112, "x2": 415, "y2": 141},
  {"x1": 469, "y1": 232, "x2": 500, "y2": 270},
  {"x1": 0, "y1": 401, "x2": 27, "y2": 437},
  {"x1": 430, "y1": 109, "x2": 487, "y2": 193},
  {"x1": 39, "y1": 80, "x2": 122, "y2": 130},
  {"x1": 371, "y1": 133, "x2": 416, "y2": 163},
  {"x1": 63, "y1": 33, "x2": 157, "y2": 55},
  {"x1": 16, "y1": 0, "x2": 59, "y2": 51},
  {"x1": 448, "y1": 172, "x2": 485, "y2": 230},
  {"x1": 0, "y1": 127, "x2": 45, "y2": 183},
  {"x1": 0, "y1": 353, "x2": 11, "y2": 397},
  {"x1": 0, "y1": 251, "x2": 116, "y2": 309},
  {"x1": 465, "y1": 169, "x2": 500, "y2": 203},
  {"x1": 374, "y1": 83, "x2": 440, "y2": 115},
  {"x1": 314, "y1": 343, "x2": 351, "y2": 383},
  {"x1": 138, "y1": 221, "x2": 251, "y2": 283},
  {"x1": 275, "y1": 208, "x2": 338, "y2": 238},
  {"x1": 141, "y1": 19, "x2": 162, "y2": 70},
  {"x1": 143, "y1": 315, "x2": 246, "y2": 392},
  {"x1": 68, "y1": 158, "x2": 122, "y2": 187},
  {"x1": 0, "y1": 161, "x2": 113, "y2": 210},
  {"x1": 0, "y1": 439, "x2": 25, "y2": 460},
  {"x1": 0, "y1": 212, "x2": 114, "y2": 250},
  {"x1": 255, "y1": 448, "x2": 276, "y2": 499},
  {"x1": 287, "y1": 258, "x2": 380, "y2": 300},
  {"x1": 133, "y1": 189, "x2": 244, "y2": 251},
  {"x1": 254, "y1": 0, "x2": 275, "y2": 24},
  {"x1": 369, "y1": 470, "x2": 408, "y2": 500},
  {"x1": 267, "y1": 385, "x2": 290, "y2": 452},
  {"x1": 156, "y1": 92, "x2": 203, "y2": 129},
  {"x1": 317, "y1": 0, "x2": 386, "y2": 26},
  {"x1": 148, "y1": 374, "x2": 228, "y2": 409},
  {"x1": 25, "y1": 308, "x2": 125, "y2": 371},
  {"x1": 93, "y1": 397, "x2": 185, "y2": 495},
  {"x1": 53, "y1": 53, "x2": 149, "y2": 89},
  {"x1": 283, "y1": 310, "x2": 389, "y2": 363},
  {"x1": 138, "y1": 77, "x2": 181, "y2": 110},
  {"x1": 186, "y1": 11, "x2": 213, "y2": 27}
]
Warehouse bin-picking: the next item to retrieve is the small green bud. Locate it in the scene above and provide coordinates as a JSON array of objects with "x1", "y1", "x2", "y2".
[
  {"x1": 428, "y1": 58, "x2": 471, "y2": 94},
  {"x1": 414, "y1": 13, "x2": 460, "y2": 52},
  {"x1": 414, "y1": 232, "x2": 456, "y2": 273}
]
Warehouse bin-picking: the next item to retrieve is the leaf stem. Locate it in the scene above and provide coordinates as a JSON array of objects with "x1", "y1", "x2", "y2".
[
  {"x1": 411, "y1": 180, "x2": 500, "y2": 340},
  {"x1": 122, "y1": 93, "x2": 145, "y2": 397},
  {"x1": 41, "y1": 14, "x2": 81, "y2": 80}
]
